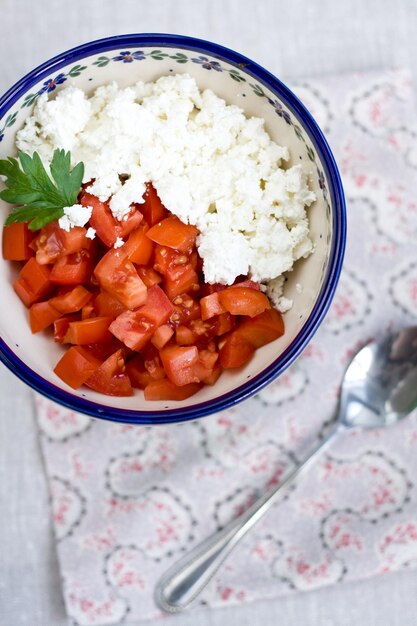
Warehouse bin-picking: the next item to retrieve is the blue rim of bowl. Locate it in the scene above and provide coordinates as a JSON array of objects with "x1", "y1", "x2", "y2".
[{"x1": 0, "y1": 33, "x2": 346, "y2": 425}]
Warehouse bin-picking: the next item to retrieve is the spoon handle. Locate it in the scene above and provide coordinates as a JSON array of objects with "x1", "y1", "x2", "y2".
[{"x1": 155, "y1": 423, "x2": 344, "y2": 612}]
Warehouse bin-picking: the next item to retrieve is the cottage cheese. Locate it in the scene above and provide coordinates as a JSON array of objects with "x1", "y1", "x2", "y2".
[
  {"x1": 16, "y1": 74, "x2": 316, "y2": 310},
  {"x1": 58, "y1": 203, "x2": 92, "y2": 232}
]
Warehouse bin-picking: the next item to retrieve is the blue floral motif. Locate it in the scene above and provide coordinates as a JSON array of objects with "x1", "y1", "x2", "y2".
[
  {"x1": 191, "y1": 56, "x2": 222, "y2": 71},
  {"x1": 317, "y1": 169, "x2": 326, "y2": 192},
  {"x1": 268, "y1": 98, "x2": 292, "y2": 125},
  {"x1": 38, "y1": 73, "x2": 67, "y2": 95},
  {"x1": 112, "y1": 50, "x2": 146, "y2": 63},
  {"x1": 0, "y1": 131, "x2": 4, "y2": 143}
]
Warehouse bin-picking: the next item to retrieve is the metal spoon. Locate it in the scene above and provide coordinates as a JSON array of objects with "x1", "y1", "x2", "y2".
[{"x1": 155, "y1": 327, "x2": 417, "y2": 612}]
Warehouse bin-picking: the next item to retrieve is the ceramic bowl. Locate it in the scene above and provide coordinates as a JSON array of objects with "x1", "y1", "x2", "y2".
[{"x1": 0, "y1": 34, "x2": 346, "y2": 424}]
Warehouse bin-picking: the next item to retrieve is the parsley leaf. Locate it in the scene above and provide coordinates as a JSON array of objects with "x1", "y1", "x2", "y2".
[{"x1": 0, "y1": 149, "x2": 84, "y2": 231}]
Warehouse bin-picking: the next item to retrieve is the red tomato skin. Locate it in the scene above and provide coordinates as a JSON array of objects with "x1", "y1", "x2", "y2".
[
  {"x1": 85, "y1": 349, "x2": 133, "y2": 396},
  {"x1": 94, "y1": 248, "x2": 147, "y2": 310},
  {"x1": 159, "y1": 345, "x2": 201, "y2": 386},
  {"x1": 54, "y1": 346, "x2": 102, "y2": 389},
  {"x1": 64, "y1": 317, "x2": 114, "y2": 345},
  {"x1": 235, "y1": 308, "x2": 284, "y2": 347},
  {"x1": 140, "y1": 183, "x2": 168, "y2": 226},
  {"x1": 219, "y1": 333, "x2": 255, "y2": 369},
  {"x1": 49, "y1": 285, "x2": 91, "y2": 314},
  {"x1": 146, "y1": 215, "x2": 198, "y2": 252},
  {"x1": 144, "y1": 379, "x2": 201, "y2": 401},
  {"x1": 218, "y1": 287, "x2": 270, "y2": 317},
  {"x1": 109, "y1": 310, "x2": 155, "y2": 351},
  {"x1": 2, "y1": 223, "x2": 34, "y2": 261},
  {"x1": 29, "y1": 301, "x2": 61, "y2": 333}
]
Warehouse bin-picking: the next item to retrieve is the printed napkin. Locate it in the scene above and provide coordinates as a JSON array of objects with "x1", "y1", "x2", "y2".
[{"x1": 36, "y1": 68, "x2": 417, "y2": 626}]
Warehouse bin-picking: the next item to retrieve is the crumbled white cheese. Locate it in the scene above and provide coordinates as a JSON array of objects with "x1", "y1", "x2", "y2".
[
  {"x1": 17, "y1": 74, "x2": 316, "y2": 300},
  {"x1": 58, "y1": 204, "x2": 92, "y2": 232},
  {"x1": 113, "y1": 237, "x2": 125, "y2": 249},
  {"x1": 86, "y1": 227, "x2": 96, "y2": 240},
  {"x1": 265, "y1": 275, "x2": 293, "y2": 313}
]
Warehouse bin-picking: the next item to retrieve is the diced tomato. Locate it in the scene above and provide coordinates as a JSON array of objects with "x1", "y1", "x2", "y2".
[
  {"x1": 64, "y1": 316, "x2": 113, "y2": 345},
  {"x1": 218, "y1": 287, "x2": 270, "y2": 317},
  {"x1": 136, "y1": 266, "x2": 162, "y2": 287},
  {"x1": 14, "y1": 258, "x2": 52, "y2": 306},
  {"x1": 94, "y1": 248, "x2": 147, "y2": 310},
  {"x1": 81, "y1": 304, "x2": 95, "y2": 319},
  {"x1": 164, "y1": 263, "x2": 199, "y2": 300},
  {"x1": 140, "y1": 183, "x2": 169, "y2": 227},
  {"x1": 214, "y1": 312, "x2": 235, "y2": 336},
  {"x1": 143, "y1": 345, "x2": 166, "y2": 380},
  {"x1": 160, "y1": 345, "x2": 201, "y2": 386},
  {"x1": 94, "y1": 290, "x2": 126, "y2": 317},
  {"x1": 85, "y1": 349, "x2": 133, "y2": 396},
  {"x1": 203, "y1": 363, "x2": 222, "y2": 385},
  {"x1": 126, "y1": 356, "x2": 153, "y2": 389},
  {"x1": 235, "y1": 308, "x2": 284, "y2": 347},
  {"x1": 146, "y1": 215, "x2": 198, "y2": 252},
  {"x1": 219, "y1": 333, "x2": 255, "y2": 369},
  {"x1": 170, "y1": 294, "x2": 201, "y2": 326},
  {"x1": 33, "y1": 222, "x2": 92, "y2": 265},
  {"x1": 85, "y1": 338, "x2": 129, "y2": 361},
  {"x1": 151, "y1": 324, "x2": 174, "y2": 349},
  {"x1": 50, "y1": 249, "x2": 94, "y2": 285},
  {"x1": 136, "y1": 285, "x2": 173, "y2": 327},
  {"x1": 54, "y1": 314, "x2": 78, "y2": 343},
  {"x1": 2, "y1": 223, "x2": 33, "y2": 261},
  {"x1": 49, "y1": 285, "x2": 91, "y2": 314},
  {"x1": 29, "y1": 301, "x2": 61, "y2": 333},
  {"x1": 144, "y1": 379, "x2": 201, "y2": 401},
  {"x1": 54, "y1": 346, "x2": 101, "y2": 389},
  {"x1": 200, "y1": 292, "x2": 226, "y2": 320},
  {"x1": 81, "y1": 192, "x2": 142, "y2": 247},
  {"x1": 109, "y1": 310, "x2": 155, "y2": 350},
  {"x1": 154, "y1": 245, "x2": 189, "y2": 275},
  {"x1": 124, "y1": 224, "x2": 154, "y2": 265},
  {"x1": 175, "y1": 325, "x2": 195, "y2": 346}
]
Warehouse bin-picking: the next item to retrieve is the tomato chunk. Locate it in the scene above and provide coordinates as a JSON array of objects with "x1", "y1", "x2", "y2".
[
  {"x1": 64, "y1": 317, "x2": 113, "y2": 345},
  {"x1": 144, "y1": 379, "x2": 201, "y2": 401},
  {"x1": 200, "y1": 292, "x2": 226, "y2": 320},
  {"x1": 14, "y1": 258, "x2": 52, "y2": 306},
  {"x1": 136, "y1": 266, "x2": 162, "y2": 287},
  {"x1": 54, "y1": 314, "x2": 78, "y2": 343},
  {"x1": 81, "y1": 193, "x2": 142, "y2": 248},
  {"x1": 164, "y1": 263, "x2": 199, "y2": 300},
  {"x1": 136, "y1": 285, "x2": 173, "y2": 327},
  {"x1": 151, "y1": 324, "x2": 174, "y2": 349},
  {"x1": 147, "y1": 215, "x2": 198, "y2": 252},
  {"x1": 94, "y1": 290, "x2": 126, "y2": 317},
  {"x1": 235, "y1": 308, "x2": 284, "y2": 347},
  {"x1": 85, "y1": 349, "x2": 133, "y2": 396},
  {"x1": 2, "y1": 223, "x2": 33, "y2": 261},
  {"x1": 94, "y1": 248, "x2": 147, "y2": 310},
  {"x1": 219, "y1": 333, "x2": 255, "y2": 368},
  {"x1": 124, "y1": 224, "x2": 154, "y2": 265},
  {"x1": 109, "y1": 310, "x2": 155, "y2": 350},
  {"x1": 50, "y1": 250, "x2": 94, "y2": 285},
  {"x1": 218, "y1": 287, "x2": 270, "y2": 317},
  {"x1": 140, "y1": 183, "x2": 168, "y2": 226},
  {"x1": 50, "y1": 285, "x2": 91, "y2": 314},
  {"x1": 54, "y1": 346, "x2": 101, "y2": 389},
  {"x1": 160, "y1": 345, "x2": 200, "y2": 386},
  {"x1": 33, "y1": 222, "x2": 92, "y2": 265},
  {"x1": 29, "y1": 301, "x2": 61, "y2": 333},
  {"x1": 126, "y1": 356, "x2": 153, "y2": 389},
  {"x1": 143, "y1": 345, "x2": 166, "y2": 380}
]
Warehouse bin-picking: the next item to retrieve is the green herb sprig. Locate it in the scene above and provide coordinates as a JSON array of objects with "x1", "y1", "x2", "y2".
[{"x1": 0, "y1": 149, "x2": 84, "y2": 230}]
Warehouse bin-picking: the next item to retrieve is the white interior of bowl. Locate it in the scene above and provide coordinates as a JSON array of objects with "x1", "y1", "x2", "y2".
[{"x1": 0, "y1": 44, "x2": 332, "y2": 413}]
